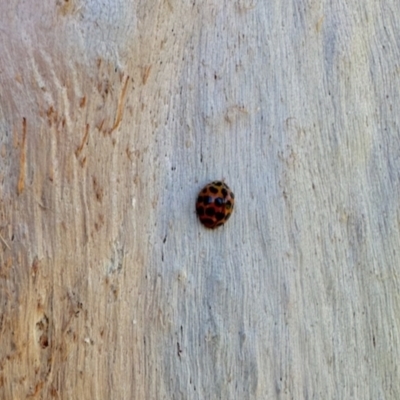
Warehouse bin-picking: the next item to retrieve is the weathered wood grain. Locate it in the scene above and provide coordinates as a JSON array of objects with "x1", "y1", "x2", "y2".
[{"x1": 1, "y1": 0, "x2": 400, "y2": 398}]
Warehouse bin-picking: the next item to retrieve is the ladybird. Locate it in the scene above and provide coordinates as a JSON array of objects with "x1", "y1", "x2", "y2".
[{"x1": 196, "y1": 181, "x2": 235, "y2": 229}]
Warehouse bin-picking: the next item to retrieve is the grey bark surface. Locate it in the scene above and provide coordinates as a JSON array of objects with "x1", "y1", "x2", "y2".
[{"x1": 0, "y1": 1, "x2": 399, "y2": 399}]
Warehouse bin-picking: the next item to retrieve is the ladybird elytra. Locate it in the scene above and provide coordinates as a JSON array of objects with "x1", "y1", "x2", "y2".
[{"x1": 196, "y1": 181, "x2": 235, "y2": 229}]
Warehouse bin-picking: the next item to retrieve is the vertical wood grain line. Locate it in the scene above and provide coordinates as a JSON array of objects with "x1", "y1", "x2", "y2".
[
  {"x1": 110, "y1": 75, "x2": 130, "y2": 134},
  {"x1": 17, "y1": 117, "x2": 27, "y2": 195}
]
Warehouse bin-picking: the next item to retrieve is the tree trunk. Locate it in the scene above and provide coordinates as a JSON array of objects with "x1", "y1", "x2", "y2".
[{"x1": 1, "y1": 1, "x2": 399, "y2": 398}]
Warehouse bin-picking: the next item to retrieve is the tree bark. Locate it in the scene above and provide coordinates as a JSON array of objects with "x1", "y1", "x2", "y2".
[{"x1": 1, "y1": 1, "x2": 400, "y2": 398}]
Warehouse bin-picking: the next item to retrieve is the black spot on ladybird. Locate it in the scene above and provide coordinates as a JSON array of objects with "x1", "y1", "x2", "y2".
[
  {"x1": 205, "y1": 208, "x2": 215, "y2": 216},
  {"x1": 202, "y1": 218, "x2": 214, "y2": 226},
  {"x1": 196, "y1": 206, "x2": 204, "y2": 216},
  {"x1": 203, "y1": 196, "x2": 213, "y2": 205},
  {"x1": 215, "y1": 212, "x2": 225, "y2": 221}
]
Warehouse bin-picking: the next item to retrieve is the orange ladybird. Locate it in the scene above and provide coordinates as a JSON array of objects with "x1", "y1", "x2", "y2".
[{"x1": 196, "y1": 181, "x2": 235, "y2": 229}]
